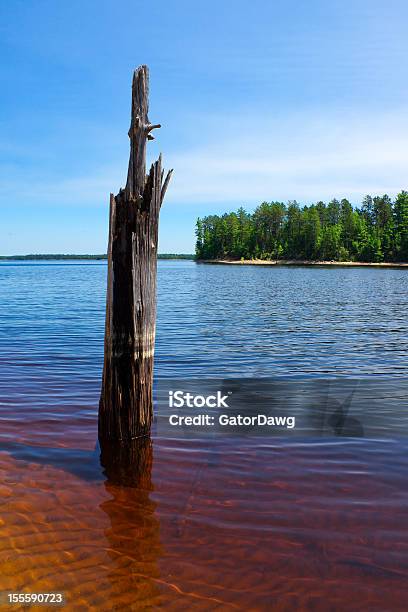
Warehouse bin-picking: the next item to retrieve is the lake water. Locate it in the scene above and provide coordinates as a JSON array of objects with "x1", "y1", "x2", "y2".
[{"x1": 0, "y1": 260, "x2": 407, "y2": 610}]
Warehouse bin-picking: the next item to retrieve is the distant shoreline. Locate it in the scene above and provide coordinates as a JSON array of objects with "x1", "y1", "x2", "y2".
[
  {"x1": 197, "y1": 259, "x2": 408, "y2": 268},
  {"x1": 0, "y1": 253, "x2": 195, "y2": 261}
]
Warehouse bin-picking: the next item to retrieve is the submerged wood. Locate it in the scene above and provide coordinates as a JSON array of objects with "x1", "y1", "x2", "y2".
[
  {"x1": 99, "y1": 437, "x2": 153, "y2": 487},
  {"x1": 99, "y1": 65, "x2": 172, "y2": 443}
]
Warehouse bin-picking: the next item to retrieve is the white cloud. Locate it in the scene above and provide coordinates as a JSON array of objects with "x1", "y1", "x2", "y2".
[
  {"x1": 1, "y1": 107, "x2": 408, "y2": 209},
  {"x1": 0, "y1": 164, "x2": 124, "y2": 207},
  {"x1": 164, "y1": 108, "x2": 408, "y2": 205}
]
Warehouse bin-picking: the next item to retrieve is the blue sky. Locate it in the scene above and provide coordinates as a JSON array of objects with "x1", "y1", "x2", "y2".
[{"x1": 1, "y1": 0, "x2": 408, "y2": 254}]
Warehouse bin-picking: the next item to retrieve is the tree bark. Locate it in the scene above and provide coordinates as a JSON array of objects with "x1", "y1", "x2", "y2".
[{"x1": 99, "y1": 65, "x2": 172, "y2": 443}]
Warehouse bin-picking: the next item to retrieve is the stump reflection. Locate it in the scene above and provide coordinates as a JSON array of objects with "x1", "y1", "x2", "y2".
[
  {"x1": 99, "y1": 437, "x2": 165, "y2": 607},
  {"x1": 99, "y1": 435, "x2": 154, "y2": 489}
]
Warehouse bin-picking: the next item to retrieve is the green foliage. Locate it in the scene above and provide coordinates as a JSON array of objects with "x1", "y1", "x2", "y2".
[
  {"x1": 394, "y1": 191, "x2": 408, "y2": 260},
  {"x1": 195, "y1": 192, "x2": 408, "y2": 262}
]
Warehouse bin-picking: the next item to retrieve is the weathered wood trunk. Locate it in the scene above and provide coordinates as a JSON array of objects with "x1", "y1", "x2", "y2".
[
  {"x1": 99, "y1": 65, "x2": 172, "y2": 443},
  {"x1": 100, "y1": 436, "x2": 153, "y2": 487}
]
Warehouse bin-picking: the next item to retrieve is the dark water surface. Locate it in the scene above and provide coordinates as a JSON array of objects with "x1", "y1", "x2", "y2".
[{"x1": 0, "y1": 261, "x2": 407, "y2": 610}]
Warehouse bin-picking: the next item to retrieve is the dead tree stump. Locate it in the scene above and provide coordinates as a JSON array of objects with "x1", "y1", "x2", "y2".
[{"x1": 99, "y1": 65, "x2": 172, "y2": 443}]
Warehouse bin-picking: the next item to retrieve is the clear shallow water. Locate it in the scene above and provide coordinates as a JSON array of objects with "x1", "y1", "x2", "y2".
[{"x1": 0, "y1": 261, "x2": 408, "y2": 610}]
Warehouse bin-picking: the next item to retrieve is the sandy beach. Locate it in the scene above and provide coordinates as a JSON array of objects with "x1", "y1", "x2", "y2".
[{"x1": 198, "y1": 259, "x2": 408, "y2": 267}]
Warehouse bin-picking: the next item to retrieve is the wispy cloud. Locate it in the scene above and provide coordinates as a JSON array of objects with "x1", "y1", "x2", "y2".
[
  {"x1": 165, "y1": 108, "x2": 408, "y2": 205},
  {"x1": 1, "y1": 107, "x2": 408, "y2": 209}
]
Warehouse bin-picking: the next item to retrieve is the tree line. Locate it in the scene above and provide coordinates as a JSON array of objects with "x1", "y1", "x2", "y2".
[
  {"x1": 0, "y1": 253, "x2": 194, "y2": 260},
  {"x1": 195, "y1": 192, "x2": 408, "y2": 262}
]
